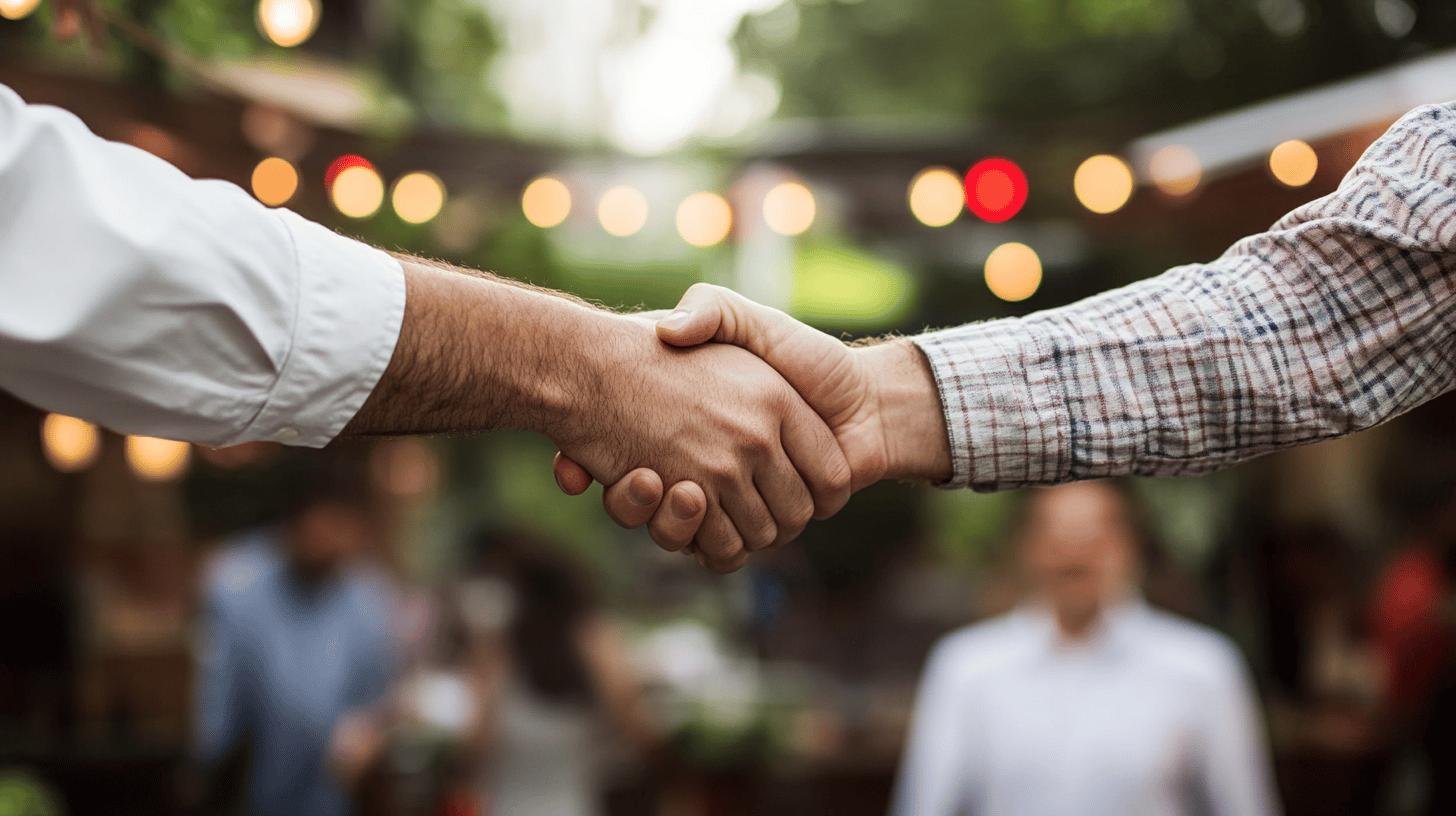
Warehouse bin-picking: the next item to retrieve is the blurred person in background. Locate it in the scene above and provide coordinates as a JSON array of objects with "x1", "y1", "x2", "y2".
[
  {"x1": 1371, "y1": 485, "x2": 1456, "y2": 815},
  {"x1": 192, "y1": 450, "x2": 398, "y2": 816},
  {"x1": 457, "y1": 529, "x2": 657, "y2": 816},
  {"x1": 890, "y1": 481, "x2": 1278, "y2": 816}
]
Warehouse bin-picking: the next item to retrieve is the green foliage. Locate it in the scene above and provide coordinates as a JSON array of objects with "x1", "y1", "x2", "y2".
[
  {"x1": 377, "y1": 0, "x2": 504, "y2": 130},
  {"x1": 154, "y1": 0, "x2": 257, "y2": 62},
  {"x1": 789, "y1": 240, "x2": 917, "y2": 331},
  {"x1": 738, "y1": 0, "x2": 1455, "y2": 128}
]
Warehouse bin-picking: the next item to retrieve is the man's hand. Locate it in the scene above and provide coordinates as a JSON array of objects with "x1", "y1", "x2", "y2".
[
  {"x1": 554, "y1": 312, "x2": 853, "y2": 570},
  {"x1": 554, "y1": 284, "x2": 951, "y2": 556},
  {"x1": 347, "y1": 263, "x2": 851, "y2": 573}
]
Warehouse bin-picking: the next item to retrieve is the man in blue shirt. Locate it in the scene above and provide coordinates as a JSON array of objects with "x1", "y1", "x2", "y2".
[{"x1": 194, "y1": 453, "x2": 397, "y2": 816}]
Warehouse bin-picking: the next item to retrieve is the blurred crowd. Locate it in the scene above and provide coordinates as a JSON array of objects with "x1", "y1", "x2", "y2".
[{"x1": 6, "y1": 398, "x2": 1456, "y2": 816}]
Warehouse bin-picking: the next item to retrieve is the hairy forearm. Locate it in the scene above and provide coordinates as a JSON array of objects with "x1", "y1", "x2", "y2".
[{"x1": 344, "y1": 256, "x2": 612, "y2": 438}]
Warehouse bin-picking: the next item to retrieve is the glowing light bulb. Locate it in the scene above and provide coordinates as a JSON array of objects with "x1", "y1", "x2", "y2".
[
  {"x1": 391, "y1": 172, "x2": 446, "y2": 225},
  {"x1": 964, "y1": 158, "x2": 1029, "y2": 223},
  {"x1": 0, "y1": 0, "x2": 42, "y2": 21},
  {"x1": 331, "y1": 165, "x2": 385, "y2": 219},
  {"x1": 256, "y1": 0, "x2": 320, "y2": 48},
  {"x1": 1147, "y1": 145, "x2": 1202, "y2": 197},
  {"x1": 41, "y1": 414, "x2": 100, "y2": 473},
  {"x1": 251, "y1": 157, "x2": 299, "y2": 207},
  {"x1": 522, "y1": 176, "x2": 572, "y2": 229},
  {"x1": 762, "y1": 181, "x2": 816, "y2": 237},
  {"x1": 676, "y1": 192, "x2": 733, "y2": 247},
  {"x1": 908, "y1": 167, "x2": 964, "y2": 227},
  {"x1": 1269, "y1": 139, "x2": 1318, "y2": 188},
  {"x1": 984, "y1": 242, "x2": 1042, "y2": 303},
  {"x1": 125, "y1": 436, "x2": 191, "y2": 482},
  {"x1": 1074, "y1": 154, "x2": 1135, "y2": 215},
  {"x1": 597, "y1": 185, "x2": 649, "y2": 237}
]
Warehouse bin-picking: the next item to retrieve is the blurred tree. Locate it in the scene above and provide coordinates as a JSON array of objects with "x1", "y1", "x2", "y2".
[{"x1": 736, "y1": 0, "x2": 1456, "y2": 130}]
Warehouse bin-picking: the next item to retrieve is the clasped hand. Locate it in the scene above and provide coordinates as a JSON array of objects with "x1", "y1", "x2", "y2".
[{"x1": 552, "y1": 284, "x2": 948, "y2": 572}]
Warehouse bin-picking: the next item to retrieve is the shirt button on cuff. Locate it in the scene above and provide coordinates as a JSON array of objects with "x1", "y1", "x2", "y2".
[{"x1": 275, "y1": 427, "x2": 301, "y2": 444}]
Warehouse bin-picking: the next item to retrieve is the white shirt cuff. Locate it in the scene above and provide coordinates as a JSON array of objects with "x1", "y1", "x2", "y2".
[{"x1": 233, "y1": 211, "x2": 406, "y2": 448}]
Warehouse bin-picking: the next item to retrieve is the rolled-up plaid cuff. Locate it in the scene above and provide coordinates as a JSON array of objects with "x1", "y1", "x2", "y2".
[{"x1": 912, "y1": 319, "x2": 1070, "y2": 491}]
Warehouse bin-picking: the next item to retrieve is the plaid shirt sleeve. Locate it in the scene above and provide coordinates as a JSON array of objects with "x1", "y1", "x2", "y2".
[{"x1": 913, "y1": 102, "x2": 1456, "y2": 491}]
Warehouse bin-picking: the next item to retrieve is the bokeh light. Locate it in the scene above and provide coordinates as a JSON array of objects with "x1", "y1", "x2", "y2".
[
  {"x1": 250, "y1": 157, "x2": 299, "y2": 207},
  {"x1": 391, "y1": 172, "x2": 447, "y2": 225},
  {"x1": 964, "y1": 158, "x2": 1028, "y2": 223},
  {"x1": 762, "y1": 181, "x2": 816, "y2": 237},
  {"x1": 125, "y1": 436, "x2": 191, "y2": 482},
  {"x1": 598, "y1": 185, "x2": 650, "y2": 237},
  {"x1": 907, "y1": 167, "x2": 964, "y2": 227},
  {"x1": 1147, "y1": 145, "x2": 1203, "y2": 197},
  {"x1": 1269, "y1": 139, "x2": 1319, "y2": 187},
  {"x1": 324, "y1": 154, "x2": 374, "y2": 191},
  {"x1": 0, "y1": 0, "x2": 41, "y2": 21},
  {"x1": 676, "y1": 192, "x2": 734, "y2": 248},
  {"x1": 331, "y1": 165, "x2": 386, "y2": 219},
  {"x1": 1073, "y1": 154, "x2": 1135, "y2": 214},
  {"x1": 41, "y1": 414, "x2": 100, "y2": 473},
  {"x1": 256, "y1": 0, "x2": 320, "y2": 48},
  {"x1": 984, "y1": 242, "x2": 1043, "y2": 302},
  {"x1": 521, "y1": 176, "x2": 572, "y2": 229}
]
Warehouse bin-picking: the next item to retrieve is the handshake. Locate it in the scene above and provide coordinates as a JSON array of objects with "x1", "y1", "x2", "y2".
[{"x1": 546, "y1": 284, "x2": 951, "y2": 573}]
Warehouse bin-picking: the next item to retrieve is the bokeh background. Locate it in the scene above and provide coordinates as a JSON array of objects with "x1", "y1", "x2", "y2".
[{"x1": 4, "y1": 0, "x2": 1456, "y2": 814}]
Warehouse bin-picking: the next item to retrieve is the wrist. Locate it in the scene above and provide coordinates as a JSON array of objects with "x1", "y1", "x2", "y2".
[
  {"x1": 858, "y1": 340, "x2": 952, "y2": 483},
  {"x1": 519, "y1": 307, "x2": 629, "y2": 442}
]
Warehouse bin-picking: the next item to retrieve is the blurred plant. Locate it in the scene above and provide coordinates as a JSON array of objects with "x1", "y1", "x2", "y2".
[
  {"x1": 0, "y1": 771, "x2": 60, "y2": 816},
  {"x1": 736, "y1": 0, "x2": 1456, "y2": 128}
]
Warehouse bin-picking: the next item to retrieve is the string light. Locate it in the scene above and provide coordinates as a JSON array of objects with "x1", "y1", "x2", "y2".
[
  {"x1": 331, "y1": 165, "x2": 385, "y2": 218},
  {"x1": 324, "y1": 154, "x2": 373, "y2": 191},
  {"x1": 256, "y1": 0, "x2": 320, "y2": 48},
  {"x1": 1269, "y1": 139, "x2": 1318, "y2": 187},
  {"x1": 0, "y1": 0, "x2": 41, "y2": 21},
  {"x1": 964, "y1": 158, "x2": 1028, "y2": 223},
  {"x1": 41, "y1": 414, "x2": 100, "y2": 473},
  {"x1": 984, "y1": 242, "x2": 1042, "y2": 302},
  {"x1": 251, "y1": 157, "x2": 299, "y2": 207},
  {"x1": 1073, "y1": 154, "x2": 1134, "y2": 214},
  {"x1": 391, "y1": 172, "x2": 446, "y2": 225},
  {"x1": 907, "y1": 167, "x2": 964, "y2": 227},
  {"x1": 676, "y1": 192, "x2": 733, "y2": 248},
  {"x1": 762, "y1": 181, "x2": 816, "y2": 237},
  {"x1": 598, "y1": 185, "x2": 649, "y2": 237},
  {"x1": 1147, "y1": 145, "x2": 1202, "y2": 197},
  {"x1": 125, "y1": 436, "x2": 191, "y2": 482},
  {"x1": 522, "y1": 176, "x2": 572, "y2": 229}
]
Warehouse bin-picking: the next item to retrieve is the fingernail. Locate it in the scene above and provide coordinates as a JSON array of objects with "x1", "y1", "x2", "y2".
[
  {"x1": 658, "y1": 309, "x2": 692, "y2": 331},
  {"x1": 670, "y1": 492, "x2": 699, "y2": 520},
  {"x1": 628, "y1": 477, "x2": 656, "y2": 507}
]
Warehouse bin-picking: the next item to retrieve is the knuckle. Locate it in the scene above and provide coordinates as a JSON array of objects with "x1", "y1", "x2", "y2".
[
  {"x1": 707, "y1": 461, "x2": 739, "y2": 483},
  {"x1": 826, "y1": 460, "x2": 853, "y2": 497},
  {"x1": 746, "y1": 520, "x2": 777, "y2": 551},
  {"x1": 790, "y1": 501, "x2": 814, "y2": 532}
]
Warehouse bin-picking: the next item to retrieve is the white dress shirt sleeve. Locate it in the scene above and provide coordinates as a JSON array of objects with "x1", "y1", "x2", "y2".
[
  {"x1": 1194, "y1": 645, "x2": 1281, "y2": 816},
  {"x1": 890, "y1": 641, "x2": 975, "y2": 816},
  {"x1": 0, "y1": 83, "x2": 405, "y2": 448}
]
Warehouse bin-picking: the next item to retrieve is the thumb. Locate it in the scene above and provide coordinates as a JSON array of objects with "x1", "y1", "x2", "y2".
[
  {"x1": 656, "y1": 283, "x2": 796, "y2": 356},
  {"x1": 655, "y1": 284, "x2": 730, "y2": 347}
]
